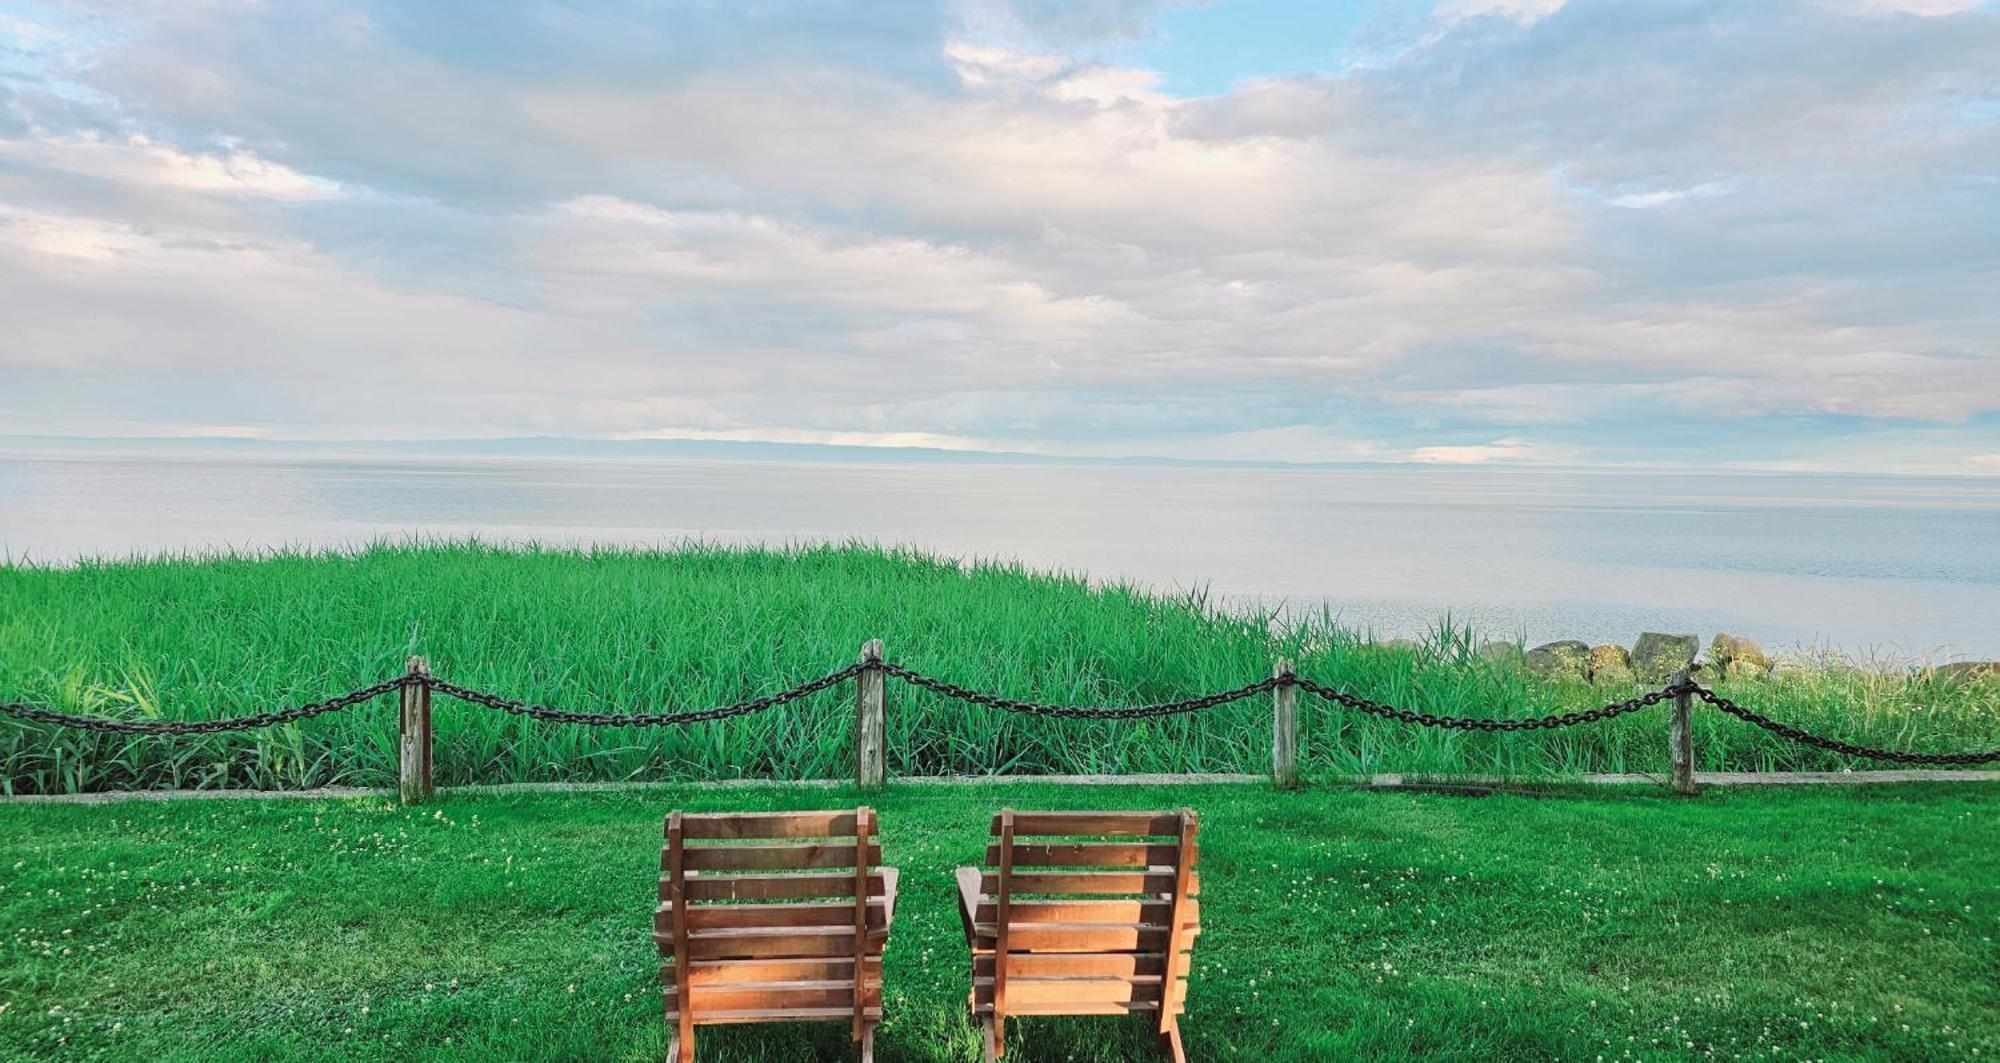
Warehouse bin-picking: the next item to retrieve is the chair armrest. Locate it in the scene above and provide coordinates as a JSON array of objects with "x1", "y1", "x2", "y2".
[
  {"x1": 880, "y1": 866, "x2": 900, "y2": 925},
  {"x1": 955, "y1": 865, "x2": 983, "y2": 945}
]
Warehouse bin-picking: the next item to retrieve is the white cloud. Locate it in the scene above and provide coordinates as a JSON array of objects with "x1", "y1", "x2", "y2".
[
  {"x1": 1834, "y1": 0, "x2": 1985, "y2": 15},
  {"x1": 1603, "y1": 181, "x2": 1733, "y2": 209},
  {"x1": 0, "y1": 134, "x2": 343, "y2": 200},
  {"x1": 1433, "y1": 0, "x2": 1570, "y2": 26},
  {"x1": 0, "y1": 0, "x2": 1995, "y2": 470},
  {"x1": 1411, "y1": 438, "x2": 1576, "y2": 464}
]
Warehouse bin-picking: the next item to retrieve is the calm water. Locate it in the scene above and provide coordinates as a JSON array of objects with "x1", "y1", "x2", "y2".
[{"x1": 3, "y1": 453, "x2": 1997, "y2": 657}]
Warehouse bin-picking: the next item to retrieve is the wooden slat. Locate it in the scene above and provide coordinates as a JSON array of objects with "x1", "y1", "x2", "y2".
[
  {"x1": 678, "y1": 924, "x2": 887, "y2": 961},
  {"x1": 993, "y1": 809, "x2": 1015, "y2": 1046},
  {"x1": 973, "y1": 976, "x2": 1184, "y2": 1008},
  {"x1": 679, "y1": 842, "x2": 881, "y2": 872},
  {"x1": 1000, "y1": 812, "x2": 1184, "y2": 837},
  {"x1": 664, "y1": 957, "x2": 881, "y2": 987},
  {"x1": 658, "y1": 899, "x2": 890, "y2": 931},
  {"x1": 979, "y1": 871, "x2": 1197, "y2": 896},
  {"x1": 678, "y1": 811, "x2": 858, "y2": 839},
  {"x1": 974, "y1": 952, "x2": 1168, "y2": 980},
  {"x1": 666, "y1": 812, "x2": 694, "y2": 1051},
  {"x1": 988, "y1": 842, "x2": 1185, "y2": 868},
  {"x1": 665, "y1": 979, "x2": 864, "y2": 1013},
  {"x1": 1157, "y1": 808, "x2": 1198, "y2": 1038},
  {"x1": 658, "y1": 1004, "x2": 883, "y2": 1025},
  {"x1": 971, "y1": 897, "x2": 1195, "y2": 927},
  {"x1": 676, "y1": 872, "x2": 888, "y2": 902},
  {"x1": 850, "y1": 807, "x2": 872, "y2": 1042},
  {"x1": 975, "y1": 1000, "x2": 1185, "y2": 1017},
  {"x1": 971, "y1": 922, "x2": 1175, "y2": 953}
]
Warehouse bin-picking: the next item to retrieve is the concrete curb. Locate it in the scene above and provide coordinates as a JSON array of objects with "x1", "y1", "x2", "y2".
[{"x1": 4, "y1": 769, "x2": 1993, "y2": 805}]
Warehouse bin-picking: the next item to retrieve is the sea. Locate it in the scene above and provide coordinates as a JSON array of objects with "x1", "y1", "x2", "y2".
[{"x1": 3, "y1": 448, "x2": 1996, "y2": 659}]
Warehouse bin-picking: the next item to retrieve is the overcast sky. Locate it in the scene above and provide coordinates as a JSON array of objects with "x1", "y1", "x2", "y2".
[{"x1": 2, "y1": 0, "x2": 1997, "y2": 473}]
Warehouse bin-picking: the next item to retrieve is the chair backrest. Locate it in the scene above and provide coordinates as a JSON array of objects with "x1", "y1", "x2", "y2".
[
  {"x1": 656, "y1": 808, "x2": 889, "y2": 1042},
  {"x1": 969, "y1": 809, "x2": 1200, "y2": 1024}
]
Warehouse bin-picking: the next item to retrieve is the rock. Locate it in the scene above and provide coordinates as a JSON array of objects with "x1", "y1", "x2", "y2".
[
  {"x1": 1478, "y1": 641, "x2": 1523, "y2": 666},
  {"x1": 1630, "y1": 632, "x2": 1699, "y2": 682},
  {"x1": 1588, "y1": 644, "x2": 1634, "y2": 684},
  {"x1": 1380, "y1": 638, "x2": 1423, "y2": 653},
  {"x1": 1709, "y1": 633, "x2": 1773, "y2": 675},
  {"x1": 1723, "y1": 660, "x2": 1770, "y2": 682},
  {"x1": 1935, "y1": 661, "x2": 1999, "y2": 684},
  {"x1": 1525, "y1": 640, "x2": 1591, "y2": 680}
]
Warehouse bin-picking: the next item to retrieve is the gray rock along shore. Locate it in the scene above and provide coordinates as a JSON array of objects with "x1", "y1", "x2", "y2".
[{"x1": 1488, "y1": 632, "x2": 1996, "y2": 686}]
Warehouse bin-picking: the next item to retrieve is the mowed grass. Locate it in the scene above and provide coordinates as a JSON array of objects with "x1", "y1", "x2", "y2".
[
  {"x1": 2, "y1": 542, "x2": 1996, "y2": 793},
  {"x1": 0, "y1": 782, "x2": 1994, "y2": 1061}
]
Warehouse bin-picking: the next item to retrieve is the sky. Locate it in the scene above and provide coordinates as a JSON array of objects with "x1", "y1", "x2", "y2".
[{"x1": 1, "y1": 0, "x2": 1997, "y2": 474}]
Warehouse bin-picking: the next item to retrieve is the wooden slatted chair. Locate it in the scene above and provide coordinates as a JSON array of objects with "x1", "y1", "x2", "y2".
[
  {"x1": 955, "y1": 808, "x2": 1202, "y2": 1062},
  {"x1": 656, "y1": 808, "x2": 897, "y2": 1062}
]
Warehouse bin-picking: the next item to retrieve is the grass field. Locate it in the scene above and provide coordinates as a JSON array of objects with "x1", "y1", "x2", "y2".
[
  {"x1": 2, "y1": 542, "x2": 1996, "y2": 793},
  {"x1": 0, "y1": 782, "x2": 1993, "y2": 1060}
]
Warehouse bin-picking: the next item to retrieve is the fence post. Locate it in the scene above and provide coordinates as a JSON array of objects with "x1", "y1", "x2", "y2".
[
  {"x1": 399, "y1": 655, "x2": 432, "y2": 805},
  {"x1": 1272, "y1": 658, "x2": 1298, "y2": 789},
  {"x1": 1669, "y1": 666, "x2": 1697, "y2": 797},
  {"x1": 856, "y1": 640, "x2": 885, "y2": 790}
]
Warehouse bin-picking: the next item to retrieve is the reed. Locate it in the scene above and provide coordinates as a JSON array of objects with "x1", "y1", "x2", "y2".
[{"x1": 2, "y1": 541, "x2": 1994, "y2": 792}]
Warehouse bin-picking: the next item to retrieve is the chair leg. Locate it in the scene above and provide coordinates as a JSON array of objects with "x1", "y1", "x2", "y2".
[
  {"x1": 857, "y1": 1024, "x2": 875, "y2": 1063},
  {"x1": 664, "y1": 1031, "x2": 693, "y2": 1063},
  {"x1": 980, "y1": 1016, "x2": 1001, "y2": 1062},
  {"x1": 1156, "y1": 1023, "x2": 1185, "y2": 1063}
]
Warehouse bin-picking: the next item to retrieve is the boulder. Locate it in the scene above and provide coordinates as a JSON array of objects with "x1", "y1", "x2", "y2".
[
  {"x1": 1380, "y1": 638, "x2": 1423, "y2": 653},
  {"x1": 1935, "y1": 661, "x2": 1999, "y2": 684},
  {"x1": 1525, "y1": 640, "x2": 1591, "y2": 680},
  {"x1": 1722, "y1": 660, "x2": 1770, "y2": 682},
  {"x1": 1478, "y1": 641, "x2": 1524, "y2": 667},
  {"x1": 1588, "y1": 644, "x2": 1634, "y2": 684},
  {"x1": 1631, "y1": 632, "x2": 1699, "y2": 682},
  {"x1": 1709, "y1": 633, "x2": 1773, "y2": 675}
]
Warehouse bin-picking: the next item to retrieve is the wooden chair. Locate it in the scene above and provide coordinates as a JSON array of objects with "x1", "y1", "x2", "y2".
[
  {"x1": 955, "y1": 808, "x2": 1202, "y2": 1062},
  {"x1": 655, "y1": 808, "x2": 897, "y2": 1062}
]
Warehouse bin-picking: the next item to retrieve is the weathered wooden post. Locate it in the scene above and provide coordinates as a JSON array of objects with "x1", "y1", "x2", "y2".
[
  {"x1": 856, "y1": 639, "x2": 885, "y2": 789},
  {"x1": 1272, "y1": 658, "x2": 1298, "y2": 789},
  {"x1": 1669, "y1": 665, "x2": 1697, "y2": 797},
  {"x1": 399, "y1": 655, "x2": 432, "y2": 805}
]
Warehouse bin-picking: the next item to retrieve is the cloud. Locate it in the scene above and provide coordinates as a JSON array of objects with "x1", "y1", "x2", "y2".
[
  {"x1": 1410, "y1": 438, "x2": 1573, "y2": 464},
  {"x1": 1433, "y1": 0, "x2": 1571, "y2": 26},
  {"x1": 0, "y1": 133, "x2": 343, "y2": 199},
  {"x1": 0, "y1": 0, "x2": 1995, "y2": 472}
]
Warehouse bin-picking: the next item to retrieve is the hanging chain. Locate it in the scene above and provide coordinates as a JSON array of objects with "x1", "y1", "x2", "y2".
[
  {"x1": 424, "y1": 663, "x2": 866, "y2": 726},
  {"x1": 1289, "y1": 673, "x2": 1678, "y2": 731},
  {"x1": 5, "y1": 659, "x2": 1996, "y2": 767},
  {"x1": 1685, "y1": 683, "x2": 2000, "y2": 766},
  {"x1": 0, "y1": 676, "x2": 409, "y2": 735},
  {"x1": 876, "y1": 660, "x2": 1278, "y2": 719}
]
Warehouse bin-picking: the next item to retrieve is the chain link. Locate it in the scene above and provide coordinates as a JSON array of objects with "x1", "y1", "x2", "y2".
[
  {"x1": 423, "y1": 663, "x2": 866, "y2": 726},
  {"x1": 1686, "y1": 683, "x2": 2000, "y2": 766},
  {"x1": 1290, "y1": 674, "x2": 1678, "y2": 731},
  {"x1": 877, "y1": 661, "x2": 1278, "y2": 718},
  {"x1": 6, "y1": 661, "x2": 1996, "y2": 768},
  {"x1": 0, "y1": 676, "x2": 408, "y2": 735}
]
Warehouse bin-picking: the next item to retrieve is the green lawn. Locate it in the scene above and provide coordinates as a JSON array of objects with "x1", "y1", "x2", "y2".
[
  {"x1": 4, "y1": 543, "x2": 1997, "y2": 793},
  {"x1": 1, "y1": 782, "x2": 1993, "y2": 1061}
]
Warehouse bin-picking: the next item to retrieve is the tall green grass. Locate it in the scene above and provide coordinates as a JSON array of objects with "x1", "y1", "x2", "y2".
[{"x1": 1, "y1": 541, "x2": 1995, "y2": 792}]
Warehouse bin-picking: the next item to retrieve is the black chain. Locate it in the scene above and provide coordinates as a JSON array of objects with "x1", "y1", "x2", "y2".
[
  {"x1": 1290, "y1": 674, "x2": 1677, "y2": 730},
  {"x1": 877, "y1": 661, "x2": 1278, "y2": 718},
  {"x1": 1686, "y1": 683, "x2": 2000, "y2": 766},
  {"x1": 423, "y1": 663, "x2": 865, "y2": 726},
  {"x1": 0, "y1": 676, "x2": 408, "y2": 735},
  {"x1": 7, "y1": 663, "x2": 1996, "y2": 768}
]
